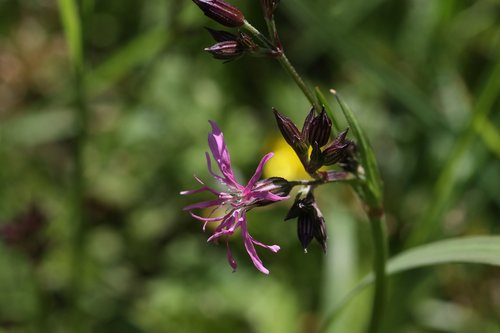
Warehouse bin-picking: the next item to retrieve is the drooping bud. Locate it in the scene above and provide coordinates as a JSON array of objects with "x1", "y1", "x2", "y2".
[
  {"x1": 273, "y1": 108, "x2": 308, "y2": 155},
  {"x1": 205, "y1": 40, "x2": 243, "y2": 60},
  {"x1": 192, "y1": 0, "x2": 245, "y2": 28},
  {"x1": 206, "y1": 27, "x2": 239, "y2": 42},
  {"x1": 285, "y1": 191, "x2": 327, "y2": 253}
]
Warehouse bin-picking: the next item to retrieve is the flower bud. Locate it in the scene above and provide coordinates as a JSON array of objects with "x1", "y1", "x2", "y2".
[
  {"x1": 192, "y1": 0, "x2": 245, "y2": 28},
  {"x1": 285, "y1": 192, "x2": 327, "y2": 253},
  {"x1": 322, "y1": 129, "x2": 350, "y2": 165},
  {"x1": 273, "y1": 108, "x2": 308, "y2": 155},
  {"x1": 306, "y1": 108, "x2": 332, "y2": 147},
  {"x1": 205, "y1": 40, "x2": 243, "y2": 60},
  {"x1": 254, "y1": 177, "x2": 292, "y2": 201},
  {"x1": 206, "y1": 27, "x2": 238, "y2": 42}
]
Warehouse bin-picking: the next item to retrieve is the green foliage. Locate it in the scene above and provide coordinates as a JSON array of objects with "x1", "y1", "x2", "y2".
[{"x1": 0, "y1": 0, "x2": 499, "y2": 332}]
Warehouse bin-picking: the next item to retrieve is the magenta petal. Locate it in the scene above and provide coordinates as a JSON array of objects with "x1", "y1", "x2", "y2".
[
  {"x1": 241, "y1": 222, "x2": 270, "y2": 274},
  {"x1": 183, "y1": 198, "x2": 225, "y2": 211},
  {"x1": 207, "y1": 121, "x2": 240, "y2": 188},
  {"x1": 251, "y1": 237, "x2": 281, "y2": 253},
  {"x1": 246, "y1": 152, "x2": 274, "y2": 190}
]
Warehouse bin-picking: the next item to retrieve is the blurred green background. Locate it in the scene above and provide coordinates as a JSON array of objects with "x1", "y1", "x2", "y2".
[{"x1": 0, "y1": 0, "x2": 499, "y2": 332}]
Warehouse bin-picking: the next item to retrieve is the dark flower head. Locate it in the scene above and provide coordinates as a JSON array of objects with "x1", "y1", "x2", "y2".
[
  {"x1": 285, "y1": 191, "x2": 327, "y2": 253},
  {"x1": 273, "y1": 107, "x2": 353, "y2": 176},
  {"x1": 192, "y1": 0, "x2": 245, "y2": 27},
  {"x1": 181, "y1": 121, "x2": 289, "y2": 274}
]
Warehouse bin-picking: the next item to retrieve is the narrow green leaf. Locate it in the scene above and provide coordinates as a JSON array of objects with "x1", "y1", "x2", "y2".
[
  {"x1": 57, "y1": 0, "x2": 83, "y2": 70},
  {"x1": 321, "y1": 236, "x2": 500, "y2": 331},
  {"x1": 330, "y1": 89, "x2": 382, "y2": 206}
]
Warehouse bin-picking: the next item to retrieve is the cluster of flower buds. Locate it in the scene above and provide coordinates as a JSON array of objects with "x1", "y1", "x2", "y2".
[
  {"x1": 285, "y1": 190, "x2": 327, "y2": 253},
  {"x1": 192, "y1": 0, "x2": 280, "y2": 61},
  {"x1": 273, "y1": 107, "x2": 353, "y2": 176}
]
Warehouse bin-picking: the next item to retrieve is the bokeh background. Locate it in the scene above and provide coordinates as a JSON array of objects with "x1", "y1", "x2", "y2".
[{"x1": 1, "y1": 0, "x2": 500, "y2": 332}]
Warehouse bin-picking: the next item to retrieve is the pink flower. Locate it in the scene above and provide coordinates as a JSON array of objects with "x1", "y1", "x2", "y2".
[{"x1": 181, "y1": 121, "x2": 289, "y2": 274}]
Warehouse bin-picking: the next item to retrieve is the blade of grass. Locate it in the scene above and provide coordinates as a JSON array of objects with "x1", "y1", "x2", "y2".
[
  {"x1": 57, "y1": 0, "x2": 82, "y2": 71},
  {"x1": 321, "y1": 235, "x2": 500, "y2": 331}
]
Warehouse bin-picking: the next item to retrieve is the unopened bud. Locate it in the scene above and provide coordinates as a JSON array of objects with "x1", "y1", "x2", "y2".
[
  {"x1": 205, "y1": 40, "x2": 243, "y2": 60},
  {"x1": 254, "y1": 177, "x2": 292, "y2": 198},
  {"x1": 273, "y1": 108, "x2": 308, "y2": 155},
  {"x1": 192, "y1": 0, "x2": 245, "y2": 28},
  {"x1": 322, "y1": 129, "x2": 350, "y2": 165},
  {"x1": 306, "y1": 108, "x2": 332, "y2": 147}
]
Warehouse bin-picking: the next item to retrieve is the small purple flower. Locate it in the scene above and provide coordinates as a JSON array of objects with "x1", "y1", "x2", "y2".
[{"x1": 181, "y1": 121, "x2": 289, "y2": 274}]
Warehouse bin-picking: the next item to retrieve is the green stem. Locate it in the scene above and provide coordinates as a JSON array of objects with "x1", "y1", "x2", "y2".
[
  {"x1": 243, "y1": 20, "x2": 274, "y2": 48},
  {"x1": 243, "y1": 20, "x2": 320, "y2": 110},
  {"x1": 366, "y1": 210, "x2": 387, "y2": 333},
  {"x1": 276, "y1": 53, "x2": 320, "y2": 110}
]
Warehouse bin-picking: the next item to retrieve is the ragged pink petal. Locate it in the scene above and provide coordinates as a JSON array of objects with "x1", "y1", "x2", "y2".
[{"x1": 246, "y1": 152, "x2": 274, "y2": 190}]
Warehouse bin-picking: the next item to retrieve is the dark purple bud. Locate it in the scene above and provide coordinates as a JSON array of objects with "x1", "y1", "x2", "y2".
[
  {"x1": 297, "y1": 215, "x2": 314, "y2": 251},
  {"x1": 307, "y1": 108, "x2": 332, "y2": 147},
  {"x1": 322, "y1": 129, "x2": 350, "y2": 165},
  {"x1": 285, "y1": 192, "x2": 327, "y2": 253},
  {"x1": 339, "y1": 141, "x2": 359, "y2": 173},
  {"x1": 206, "y1": 27, "x2": 238, "y2": 42},
  {"x1": 273, "y1": 108, "x2": 308, "y2": 155},
  {"x1": 313, "y1": 214, "x2": 327, "y2": 253},
  {"x1": 205, "y1": 40, "x2": 243, "y2": 60},
  {"x1": 300, "y1": 107, "x2": 315, "y2": 143},
  {"x1": 192, "y1": 0, "x2": 245, "y2": 28}
]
